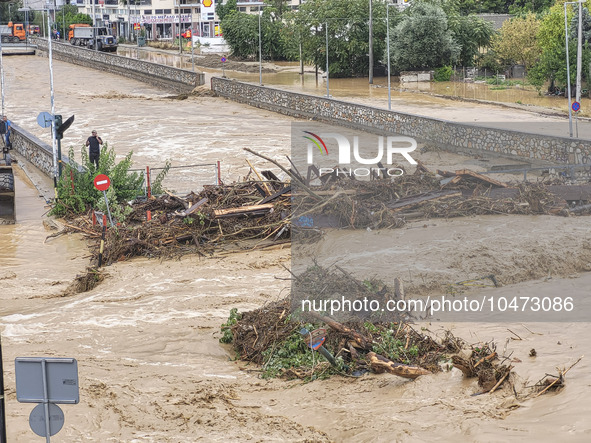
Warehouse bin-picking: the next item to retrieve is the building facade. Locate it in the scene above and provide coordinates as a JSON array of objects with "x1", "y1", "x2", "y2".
[{"x1": 72, "y1": 0, "x2": 219, "y2": 40}]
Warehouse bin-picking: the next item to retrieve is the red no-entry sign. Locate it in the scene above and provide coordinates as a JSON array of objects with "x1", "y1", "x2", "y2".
[{"x1": 93, "y1": 174, "x2": 111, "y2": 191}]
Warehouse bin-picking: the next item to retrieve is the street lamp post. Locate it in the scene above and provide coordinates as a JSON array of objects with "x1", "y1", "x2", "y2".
[
  {"x1": 564, "y1": 1, "x2": 585, "y2": 138},
  {"x1": 0, "y1": 26, "x2": 4, "y2": 117},
  {"x1": 565, "y1": 2, "x2": 575, "y2": 138},
  {"x1": 369, "y1": 0, "x2": 373, "y2": 84},
  {"x1": 259, "y1": 12, "x2": 262, "y2": 85},
  {"x1": 191, "y1": 10, "x2": 194, "y2": 72},
  {"x1": 325, "y1": 22, "x2": 329, "y2": 98},
  {"x1": 178, "y1": 1, "x2": 183, "y2": 54},
  {"x1": 387, "y1": 3, "x2": 392, "y2": 110}
]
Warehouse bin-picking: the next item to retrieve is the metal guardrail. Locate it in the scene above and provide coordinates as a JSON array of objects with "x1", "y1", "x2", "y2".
[{"x1": 478, "y1": 163, "x2": 591, "y2": 181}]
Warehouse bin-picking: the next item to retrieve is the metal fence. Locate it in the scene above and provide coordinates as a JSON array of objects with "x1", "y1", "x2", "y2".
[{"x1": 130, "y1": 161, "x2": 221, "y2": 198}]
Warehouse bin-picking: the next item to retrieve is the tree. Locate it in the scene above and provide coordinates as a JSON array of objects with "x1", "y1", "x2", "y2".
[
  {"x1": 448, "y1": 14, "x2": 495, "y2": 66},
  {"x1": 287, "y1": 0, "x2": 387, "y2": 77},
  {"x1": 528, "y1": 2, "x2": 577, "y2": 90},
  {"x1": 388, "y1": 2, "x2": 460, "y2": 71},
  {"x1": 491, "y1": 13, "x2": 541, "y2": 70},
  {"x1": 216, "y1": 0, "x2": 237, "y2": 22},
  {"x1": 219, "y1": 12, "x2": 259, "y2": 58},
  {"x1": 509, "y1": 0, "x2": 554, "y2": 14}
]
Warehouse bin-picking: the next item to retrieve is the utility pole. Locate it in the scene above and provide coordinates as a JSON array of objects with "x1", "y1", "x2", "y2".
[
  {"x1": 326, "y1": 22, "x2": 329, "y2": 97},
  {"x1": 576, "y1": 1, "x2": 583, "y2": 105},
  {"x1": 0, "y1": 26, "x2": 4, "y2": 116},
  {"x1": 47, "y1": 12, "x2": 59, "y2": 193},
  {"x1": 178, "y1": 1, "x2": 182, "y2": 54},
  {"x1": 387, "y1": 3, "x2": 391, "y2": 110},
  {"x1": 258, "y1": 12, "x2": 262, "y2": 85},
  {"x1": 368, "y1": 0, "x2": 373, "y2": 84},
  {"x1": 565, "y1": 1, "x2": 574, "y2": 138},
  {"x1": 0, "y1": 332, "x2": 6, "y2": 443}
]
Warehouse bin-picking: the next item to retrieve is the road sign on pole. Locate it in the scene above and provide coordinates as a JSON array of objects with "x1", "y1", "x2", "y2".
[
  {"x1": 93, "y1": 174, "x2": 110, "y2": 191},
  {"x1": 15, "y1": 357, "x2": 79, "y2": 443},
  {"x1": 93, "y1": 174, "x2": 114, "y2": 227},
  {"x1": 572, "y1": 101, "x2": 581, "y2": 112},
  {"x1": 29, "y1": 403, "x2": 64, "y2": 438},
  {"x1": 37, "y1": 112, "x2": 53, "y2": 128}
]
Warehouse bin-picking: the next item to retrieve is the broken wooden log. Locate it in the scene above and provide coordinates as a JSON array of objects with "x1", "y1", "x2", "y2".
[
  {"x1": 308, "y1": 312, "x2": 373, "y2": 350},
  {"x1": 367, "y1": 352, "x2": 431, "y2": 379},
  {"x1": 454, "y1": 169, "x2": 508, "y2": 188},
  {"x1": 387, "y1": 190, "x2": 461, "y2": 211},
  {"x1": 246, "y1": 159, "x2": 272, "y2": 196},
  {"x1": 213, "y1": 203, "x2": 275, "y2": 218},
  {"x1": 259, "y1": 186, "x2": 291, "y2": 205},
  {"x1": 244, "y1": 148, "x2": 323, "y2": 201},
  {"x1": 174, "y1": 197, "x2": 208, "y2": 217}
]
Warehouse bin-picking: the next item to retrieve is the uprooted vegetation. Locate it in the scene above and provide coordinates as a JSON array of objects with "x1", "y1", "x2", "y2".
[{"x1": 220, "y1": 266, "x2": 582, "y2": 400}]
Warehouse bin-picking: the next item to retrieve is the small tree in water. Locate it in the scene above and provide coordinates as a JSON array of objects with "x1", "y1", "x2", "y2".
[{"x1": 50, "y1": 143, "x2": 169, "y2": 221}]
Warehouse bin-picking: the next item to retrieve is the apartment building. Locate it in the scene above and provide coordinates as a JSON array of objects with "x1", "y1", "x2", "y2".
[
  {"x1": 35, "y1": 0, "x2": 302, "y2": 41},
  {"x1": 71, "y1": 0, "x2": 218, "y2": 40},
  {"x1": 235, "y1": 0, "x2": 301, "y2": 14}
]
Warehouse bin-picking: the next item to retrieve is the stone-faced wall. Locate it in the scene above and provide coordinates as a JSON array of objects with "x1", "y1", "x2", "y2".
[
  {"x1": 34, "y1": 39, "x2": 204, "y2": 93},
  {"x1": 211, "y1": 77, "x2": 591, "y2": 165},
  {"x1": 10, "y1": 123, "x2": 78, "y2": 176}
]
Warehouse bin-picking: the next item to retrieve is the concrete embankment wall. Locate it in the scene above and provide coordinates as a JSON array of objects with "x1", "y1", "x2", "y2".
[
  {"x1": 34, "y1": 39, "x2": 204, "y2": 93},
  {"x1": 211, "y1": 77, "x2": 591, "y2": 165}
]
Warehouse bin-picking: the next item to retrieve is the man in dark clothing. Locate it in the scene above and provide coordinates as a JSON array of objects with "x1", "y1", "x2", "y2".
[{"x1": 85, "y1": 130, "x2": 103, "y2": 169}]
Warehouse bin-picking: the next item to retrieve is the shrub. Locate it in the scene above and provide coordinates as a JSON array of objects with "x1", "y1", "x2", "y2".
[
  {"x1": 434, "y1": 66, "x2": 453, "y2": 82},
  {"x1": 50, "y1": 144, "x2": 158, "y2": 222}
]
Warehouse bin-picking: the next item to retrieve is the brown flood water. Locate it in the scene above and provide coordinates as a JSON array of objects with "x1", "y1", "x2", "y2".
[
  {"x1": 119, "y1": 46, "x2": 591, "y2": 121},
  {"x1": 0, "y1": 53, "x2": 590, "y2": 441}
]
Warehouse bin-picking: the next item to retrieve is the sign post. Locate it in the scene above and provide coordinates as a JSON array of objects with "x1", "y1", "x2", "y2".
[
  {"x1": 94, "y1": 174, "x2": 113, "y2": 267},
  {"x1": 15, "y1": 357, "x2": 79, "y2": 443},
  {"x1": 572, "y1": 101, "x2": 581, "y2": 138},
  {"x1": 93, "y1": 174, "x2": 113, "y2": 227},
  {"x1": 221, "y1": 56, "x2": 226, "y2": 78}
]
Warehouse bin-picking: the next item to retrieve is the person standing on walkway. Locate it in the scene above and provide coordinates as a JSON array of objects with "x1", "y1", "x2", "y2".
[
  {"x1": 1, "y1": 116, "x2": 12, "y2": 149},
  {"x1": 85, "y1": 130, "x2": 103, "y2": 169}
]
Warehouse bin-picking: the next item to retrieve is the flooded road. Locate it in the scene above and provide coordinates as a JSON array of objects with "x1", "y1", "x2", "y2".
[
  {"x1": 0, "y1": 52, "x2": 590, "y2": 441},
  {"x1": 118, "y1": 46, "x2": 591, "y2": 139}
]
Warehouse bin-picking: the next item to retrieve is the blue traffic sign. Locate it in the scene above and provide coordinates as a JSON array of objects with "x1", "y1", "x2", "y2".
[
  {"x1": 221, "y1": 56, "x2": 226, "y2": 63},
  {"x1": 572, "y1": 101, "x2": 581, "y2": 112},
  {"x1": 36, "y1": 112, "x2": 53, "y2": 128}
]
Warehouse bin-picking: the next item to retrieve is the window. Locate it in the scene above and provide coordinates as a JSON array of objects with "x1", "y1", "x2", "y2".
[
  {"x1": 164, "y1": 9, "x2": 172, "y2": 14},
  {"x1": 238, "y1": 6, "x2": 246, "y2": 11},
  {"x1": 144, "y1": 9, "x2": 152, "y2": 15},
  {"x1": 155, "y1": 9, "x2": 163, "y2": 14}
]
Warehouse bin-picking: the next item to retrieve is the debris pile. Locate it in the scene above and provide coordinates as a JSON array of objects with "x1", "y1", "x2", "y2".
[
  {"x1": 293, "y1": 162, "x2": 591, "y2": 228},
  {"x1": 223, "y1": 266, "x2": 582, "y2": 399},
  {"x1": 59, "y1": 180, "x2": 290, "y2": 265},
  {"x1": 224, "y1": 266, "x2": 513, "y2": 391},
  {"x1": 50, "y1": 154, "x2": 591, "y2": 265}
]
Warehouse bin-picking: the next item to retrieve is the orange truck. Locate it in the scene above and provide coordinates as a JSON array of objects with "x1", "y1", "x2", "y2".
[
  {"x1": 0, "y1": 22, "x2": 26, "y2": 43},
  {"x1": 68, "y1": 23, "x2": 90, "y2": 41}
]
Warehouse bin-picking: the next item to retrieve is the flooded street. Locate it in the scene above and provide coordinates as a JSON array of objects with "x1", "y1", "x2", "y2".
[
  {"x1": 0, "y1": 52, "x2": 590, "y2": 441},
  {"x1": 118, "y1": 46, "x2": 591, "y2": 139}
]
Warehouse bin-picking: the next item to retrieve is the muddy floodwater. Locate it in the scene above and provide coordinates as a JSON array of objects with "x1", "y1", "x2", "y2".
[
  {"x1": 119, "y1": 46, "x2": 591, "y2": 125},
  {"x1": 0, "y1": 54, "x2": 590, "y2": 441}
]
